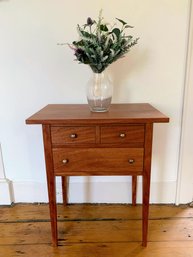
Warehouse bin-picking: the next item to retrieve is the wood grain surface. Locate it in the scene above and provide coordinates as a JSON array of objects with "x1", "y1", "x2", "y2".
[
  {"x1": 51, "y1": 126, "x2": 96, "y2": 145},
  {"x1": 52, "y1": 148, "x2": 144, "y2": 175},
  {"x1": 0, "y1": 204, "x2": 192, "y2": 257},
  {"x1": 100, "y1": 125, "x2": 145, "y2": 144},
  {"x1": 26, "y1": 104, "x2": 169, "y2": 125}
]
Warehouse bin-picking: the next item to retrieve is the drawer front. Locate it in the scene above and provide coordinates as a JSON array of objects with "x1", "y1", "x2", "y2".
[
  {"x1": 51, "y1": 126, "x2": 96, "y2": 144},
  {"x1": 100, "y1": 125, "x2": 145, "y2": 144},
  {"x1": 53, "y1": 148, "x2": 144, "y2": 175}
]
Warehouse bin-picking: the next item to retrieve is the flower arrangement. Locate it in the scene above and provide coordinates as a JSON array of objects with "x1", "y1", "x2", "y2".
[{"x1": 69, "y1": 11, "x2": 139, "y2": 73}]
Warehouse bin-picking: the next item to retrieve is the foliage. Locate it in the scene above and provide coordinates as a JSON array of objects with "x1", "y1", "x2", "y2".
[{"x1": 69, "y1": 10, "x2": 139, "y2": 73}]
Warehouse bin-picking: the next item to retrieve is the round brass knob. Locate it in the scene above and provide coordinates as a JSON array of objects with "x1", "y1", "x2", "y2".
[
  {"x1": 119, "y1": 133, "x2": 126, "y2": 138},
  {"x1": 62, "y1": 159, "x2": 69, "y2": 164},
  {"x1": 70, "y1": 133, "x2": 77, "y2": 138},
  {"x1": 128, "y1": 159, "x2": 135, "y2": 164}
]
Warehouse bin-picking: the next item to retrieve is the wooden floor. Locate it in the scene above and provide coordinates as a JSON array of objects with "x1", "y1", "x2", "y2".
[{"x1": 0, "y1": 204, "x2": 193, "y2": 257}]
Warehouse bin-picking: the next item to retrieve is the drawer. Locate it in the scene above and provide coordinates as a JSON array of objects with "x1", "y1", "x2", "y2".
[
  {"x1": 53, "y1": 148, "x2": 144, "y2": 175},
  {"x1": 51, "y1": 126, "x2": 96, "y2": 144},
  {"x1": 100, "y1": 125, "x2": 144, "y2": 144}
]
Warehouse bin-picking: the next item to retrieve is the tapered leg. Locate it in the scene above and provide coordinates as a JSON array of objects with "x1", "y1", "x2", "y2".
[
  {"x1": 142, "y1": 123, "x2": 153, "y2": 247},
  {"x1": 132, "y1": 176, "x2": 137, "y2": 206},
  {"x1": 61, "y1": 176, "x2": 68, "y2": 206},
  {"x1": 47, "y1": 176, "x2": 58, "y2": 247},
  {"x1": 43, "y1": 125, "x2": 58, "y2": 247},
  {"x1": 142, "y1": 172, "x2": 151, "y2": 247}
]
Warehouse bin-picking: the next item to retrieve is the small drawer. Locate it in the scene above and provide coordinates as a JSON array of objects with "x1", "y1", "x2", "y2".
[
  {"x1": 53, "y1": 148, "x2": 144, "y2": 175},
  {"x1": 51, "y1": 126, "x2": 96, "y2": 144},
  {"x1": 100, "y1": 125, "x2": 145, "y2": 144}
]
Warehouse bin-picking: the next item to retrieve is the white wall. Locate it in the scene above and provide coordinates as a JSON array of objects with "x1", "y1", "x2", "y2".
[
  {"x1": 0, "y1": 143, "x2": 13, "y2": 204},
  {"x1": 177, "y1": 1, "x2": 193, "y2": 204},
  {"x1": 0, "y1": 0, "x2": 190, "y2": 204}
]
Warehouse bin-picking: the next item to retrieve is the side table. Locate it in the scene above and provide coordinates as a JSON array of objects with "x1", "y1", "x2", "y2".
[{"x1": 26, "y1": 103, "x2": 169, "y2": 246}]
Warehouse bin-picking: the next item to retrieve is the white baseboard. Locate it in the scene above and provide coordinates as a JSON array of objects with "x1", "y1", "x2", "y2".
[
  {"x1": 0, "y1": 178, "x2": 14, "y2": 205},
  {"x1": 11, "y1": 180, "x2": 177, "y2": 204}
]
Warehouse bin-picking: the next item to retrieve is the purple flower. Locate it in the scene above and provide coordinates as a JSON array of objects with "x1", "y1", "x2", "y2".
[
  {"x1": 87, "y1": 17, "x2": 94, "y2": 26},
  {"x1": 75, "y1": 48, "x2": 85, "y2": 57}
]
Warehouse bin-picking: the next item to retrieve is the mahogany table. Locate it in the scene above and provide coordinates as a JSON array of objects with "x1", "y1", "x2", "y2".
[{"x1": 26, "y1": 103, "x2": 169, "y2": 246}]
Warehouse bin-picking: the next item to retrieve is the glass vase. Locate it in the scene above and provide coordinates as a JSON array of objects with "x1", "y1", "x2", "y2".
[{"x1": 86, "y1": 71, "x2": 113, "y2": 112}]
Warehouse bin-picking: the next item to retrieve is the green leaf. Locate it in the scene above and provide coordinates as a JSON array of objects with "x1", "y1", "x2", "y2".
[
  {"x1": 125, "y1": 25, "x2": 134, "y2": 28},
  {"x1": 81, "y1": 30, "x2": 90, "y2": 38},
  {"x1": 116, "y1": 18, "x2": 127, "y2": 25},
  {"x1": 112, "y1": 28, "x2": 121, "y2": 37},
  {"x1": 71, "y1": 12, "x2": 139, "y2": 71},
  {"x1": 100, "y1": 24, "x2": 108, "y2": 31}
]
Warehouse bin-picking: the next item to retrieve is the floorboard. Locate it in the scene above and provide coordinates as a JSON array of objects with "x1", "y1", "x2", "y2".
[{"x1": 0, "y1": 204, "x2": 192, "y2": 257}]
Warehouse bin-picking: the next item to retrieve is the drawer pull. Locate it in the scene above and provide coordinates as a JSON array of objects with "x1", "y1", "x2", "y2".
[
  {"x1": 70, "y1": 133, "x2": 77, "y2": 138},
  {"x1": 119, "y1": 133, "x2": 126, "y2": 138},
  {"x1": 62, "y1": 159, "x2": 69, "y2": 165},
  {"x1": 128, "y1": 159, "x2": 135, "y2": 164}
]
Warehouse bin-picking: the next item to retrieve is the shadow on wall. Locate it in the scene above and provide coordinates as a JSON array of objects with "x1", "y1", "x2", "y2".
[{"x1": 84, "y1": 177, "x2": 92, "y2": 203}]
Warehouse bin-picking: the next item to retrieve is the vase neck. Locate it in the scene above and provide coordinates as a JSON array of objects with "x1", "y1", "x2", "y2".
[{"x1": 92, "y1": 71, "x2": 106, "y2": 78}]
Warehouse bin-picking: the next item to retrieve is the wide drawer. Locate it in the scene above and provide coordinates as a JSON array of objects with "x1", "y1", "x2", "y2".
[
  {"x1": 51, "y1": 126, "x2": 96, "y2": 144},
  {"x1": 100, "y1": 125, "x2": 145, "y2": 144},
  {"x1": 52, "y1": 148, "x2": 144, "y2": 175}
]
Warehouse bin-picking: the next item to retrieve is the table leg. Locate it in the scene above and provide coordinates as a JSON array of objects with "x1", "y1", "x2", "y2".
[
  {"x1": 47, "y1": 176, "x2": 58, "y2": 247},
  {"x1": 61, "y1": 176, "x2": 68, "y2": 206},
  {"x1": 42, "y1": 125, "x2": 58, "y2": 247},
  {"x1": 142, "y1": 173, "x2": 151, "y2": 247},
  {"x1": 132, "y1": 176, "x2": 137, "y2": 206},
  {"x1": 142, "y1": 123, "x2": 153, "y2": 247}
]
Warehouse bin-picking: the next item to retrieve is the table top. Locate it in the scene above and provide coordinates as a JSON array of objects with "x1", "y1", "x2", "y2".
[{"x1": 26, "y1": 103, "x2": 169, "y2": 125}]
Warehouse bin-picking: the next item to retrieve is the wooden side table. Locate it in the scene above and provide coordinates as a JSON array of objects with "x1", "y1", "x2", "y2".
[{"x1": 26, "y1": 103, "x2": 169, "y2": 247}]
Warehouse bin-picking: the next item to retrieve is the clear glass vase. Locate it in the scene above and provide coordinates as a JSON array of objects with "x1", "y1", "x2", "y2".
[{"x1": 86, "y1": 71, "x2": 113, "y2": 112}]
